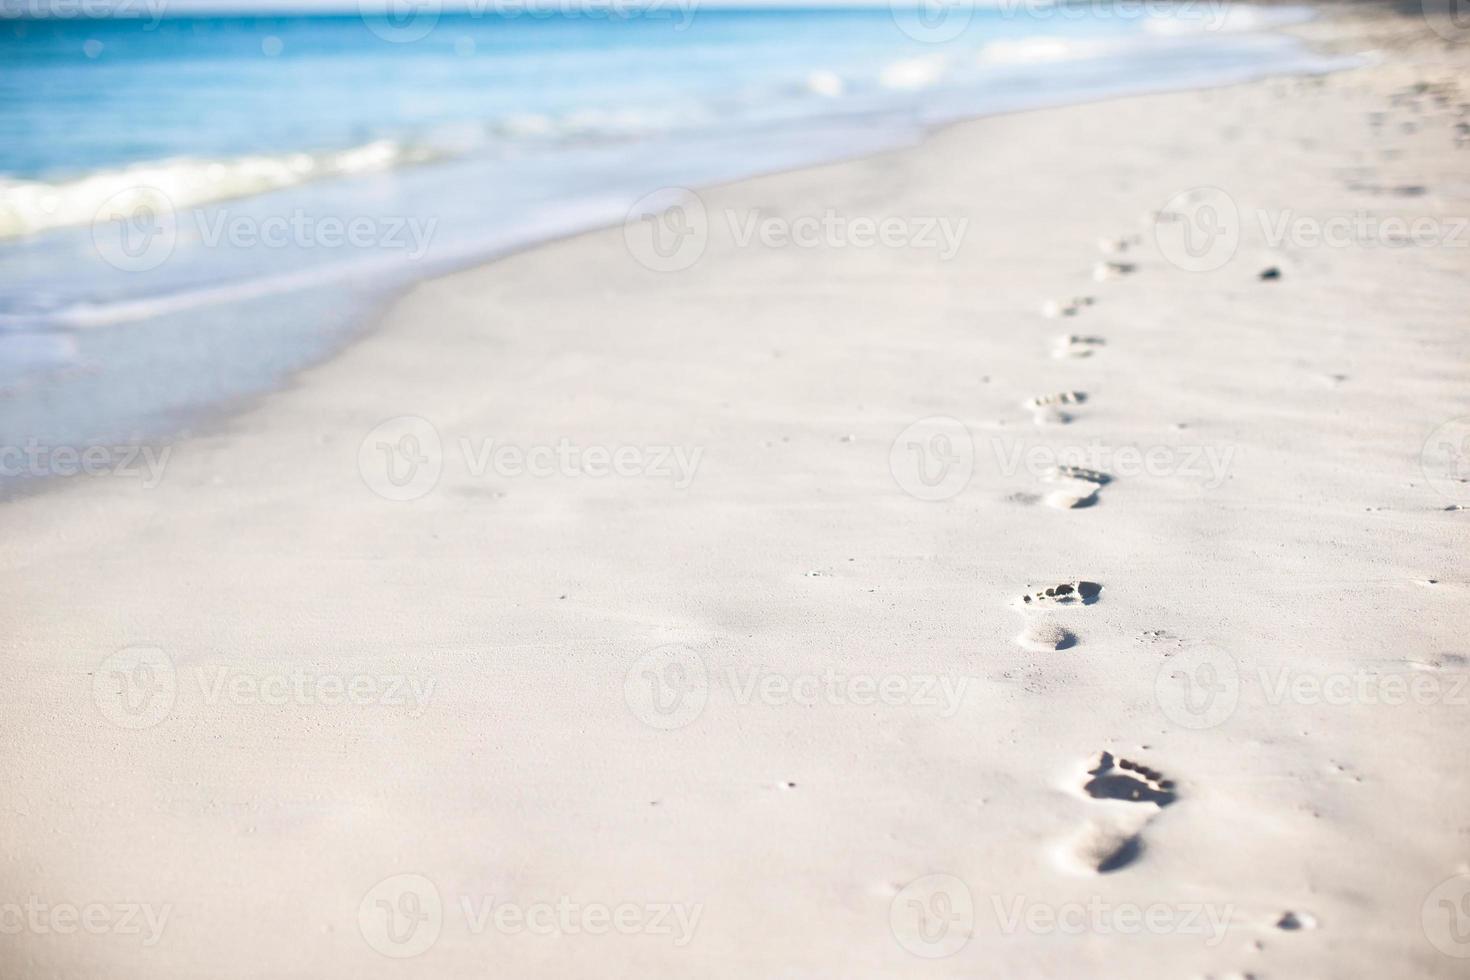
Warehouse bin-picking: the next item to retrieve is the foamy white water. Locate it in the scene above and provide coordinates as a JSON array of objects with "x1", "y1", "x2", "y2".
[{"x1": 0, "y1": 4, "x2": 1342, "y2": 475}]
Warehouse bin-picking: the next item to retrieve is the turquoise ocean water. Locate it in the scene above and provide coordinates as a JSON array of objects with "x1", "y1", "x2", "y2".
[{"x1": 0, "y1": 4, "x2": 1334, "y2": 463}]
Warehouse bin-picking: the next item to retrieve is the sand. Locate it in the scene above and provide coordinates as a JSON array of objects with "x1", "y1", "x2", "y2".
[{"x1": 3, "y1": 5, "x2": 1469, "y2": 978}]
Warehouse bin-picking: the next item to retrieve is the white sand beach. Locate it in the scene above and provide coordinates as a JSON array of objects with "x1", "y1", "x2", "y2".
[{"x1": 2, "y1": 5, "x2": 1469, "y2": 977}]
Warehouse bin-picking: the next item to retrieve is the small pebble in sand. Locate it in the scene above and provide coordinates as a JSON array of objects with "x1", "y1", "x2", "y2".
[
  {"x1": 1259, "y1": 266, "x2": 1282, "y2": 280},
  {"x1": 1275, "y1": 911, "x2": 1317, "y2": 931}
]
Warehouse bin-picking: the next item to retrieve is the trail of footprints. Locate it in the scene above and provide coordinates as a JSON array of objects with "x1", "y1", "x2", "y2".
[
  {"x1": 1022, "y1": 236, "x2": 1183, "y2": 884},
  {"x1": 981, "y1": 83, "x2": 1423, "y2": 948}
]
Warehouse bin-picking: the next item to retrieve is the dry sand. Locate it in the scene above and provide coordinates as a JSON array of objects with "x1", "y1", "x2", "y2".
[{"x1": 3, "y1": 5, "x2": 1469, "y2": 978}]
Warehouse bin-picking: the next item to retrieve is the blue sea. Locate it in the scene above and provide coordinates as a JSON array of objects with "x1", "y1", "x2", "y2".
[{"x1": 0, "y1": 3, "x2": 1334, "y2": 454}]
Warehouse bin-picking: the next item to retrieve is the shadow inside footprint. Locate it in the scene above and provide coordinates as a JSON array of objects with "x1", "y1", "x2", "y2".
[
  {"x1": 1083, "y1": 752, "x2": 1176, "y2": 807},
  {"x1": 1051, "y1": 466, "x2": 1111, "y2": 486},
  {"x1": 1016, "y1": 622, "x2": 1077, "y2": 651},
  {"x1": 1096, "y1": 834, "x2": 1142, "y2": 873},
  {"x1": 1038, "y1": 467, "x2": 1112, "y2": 510},
  {"x1": 1061, "y1": 820, "x2": 1144, "y2": 875},
  {"x1": 1022, "y1": 581, "x2": 1102, "y2": 606}
]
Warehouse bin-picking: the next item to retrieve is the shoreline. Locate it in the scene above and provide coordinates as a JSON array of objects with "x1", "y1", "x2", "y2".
[
  {"x1": 3, "y1": 2, "x2": 1470, "y2": 977},
  {"x1": 0, "y1": 2, "x2": 1343, "y2": 485}
]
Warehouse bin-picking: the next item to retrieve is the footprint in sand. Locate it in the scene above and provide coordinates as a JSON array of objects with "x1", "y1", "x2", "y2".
[
  {"x1": 1044, "y1": 466, "x2": 1111, "y2": 510},
  {"x1": 1041, "y1": 296, "x2": 1096, "y2": 319},
  {"x1": 1017, "y1": 580, "x2": 1102, "y2": 608},
  {"x1": 1051, "y1": 334, "x2": 1106, "y2": 359},
  {"x1": 1097, "y1": 234, "x2": 1141, "y2": 256},
  {"x1": 1025, "y1": 391, "x2": 1087, "y2": 425},
  {"x1": 1056, "y1": 751, "x2": 1177, "y2": 874},
  {"x1": 1015, "y1": 622, "x2": 1078, "y2": 652},
  {"x1": 1012, "y1": 580, "x2": 1101, "y2": 650},
  {"x1": 1012, "y1": 465, "x2": 1111, "y2": 509},
  {"x1": 1093, "y1": 260, "x2": 1136, "y2": 282}
]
